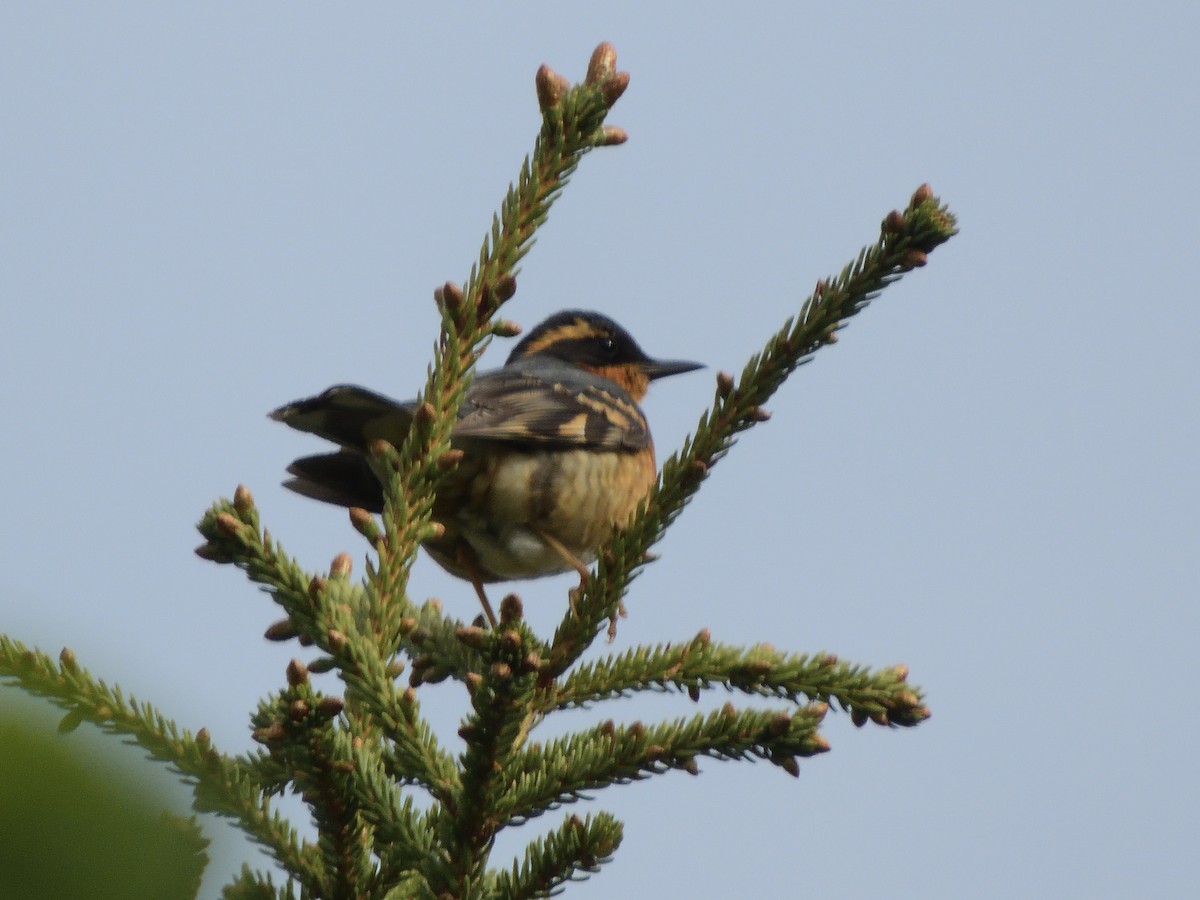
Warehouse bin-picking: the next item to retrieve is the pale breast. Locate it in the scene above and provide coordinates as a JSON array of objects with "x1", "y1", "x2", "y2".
[{"x1": 433, "y1": 445, "x2": 656, "y2": 581}]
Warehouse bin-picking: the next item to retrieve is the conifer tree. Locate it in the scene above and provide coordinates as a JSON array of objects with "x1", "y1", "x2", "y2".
[{"x1": 0, "y1": 43, "x2": 955, "y2": 899}]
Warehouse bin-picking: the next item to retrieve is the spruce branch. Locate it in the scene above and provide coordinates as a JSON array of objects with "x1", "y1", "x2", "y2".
[
  {"x1": 367, "y1": 43, "x2": 632, "y2": 645},
  {"x1": 544, "y1": 185, "x2": 959, "y2": 673},
  {"x1": 554, "y1": 632, "x2": 928, "y2": 727},
  {"x1": 493, "y1": 812, "x2": 623, "y2": 900},
  {"x1": 498, "y1": 703, "x2": 831, "y2": 825}
]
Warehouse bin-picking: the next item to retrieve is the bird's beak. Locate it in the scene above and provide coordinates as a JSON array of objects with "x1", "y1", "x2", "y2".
[{"x1": 640, "y1": 358, "x2": 705, "y2": 380}]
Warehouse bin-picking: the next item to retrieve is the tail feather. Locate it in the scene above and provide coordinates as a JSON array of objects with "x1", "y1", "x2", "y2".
[
  {"x1": 283, "y1": 451, "x2": 384, "y2": 512},
  {"x1": 269, "y1": 385, "x2": 416, "y2": 450}
]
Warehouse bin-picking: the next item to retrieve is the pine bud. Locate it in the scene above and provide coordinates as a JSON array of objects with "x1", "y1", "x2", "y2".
[
  {"x1": 535, "y1": 64, "x2": 569, "y2": 111},
  {"x1": 882, "y1": 209, "x2": 906, "y2": 235},
  {"x1": 264, "y1": 619, "x2": 299, "y2": 642},
  {"x1": 499, "y1": 594, "x2": 524, "y2": 623},
  {"x1": 318, "y1": 696, "x2": 345, "y2": 718},
  {"x1": 586, "y1": 42, "x2": 618, "y2": 86},
  {"x1": 233, "y1": 484, "x2": 255, "y2": 515},
  {"x1": 286, "y1": 658, "x2": 309, "y2": 686},
  {"x1": 715, "y1": 371, "x2": 734, "y2": 398},
  {"x1": 598, "y1": 126, "x2": 628, "y2": 147},
  {"x1": 329, "y1": 553, "x2": 353, "y2": 578},
  {"x1": 910, "y1": 183, "x2": 933, "y2": 206}
]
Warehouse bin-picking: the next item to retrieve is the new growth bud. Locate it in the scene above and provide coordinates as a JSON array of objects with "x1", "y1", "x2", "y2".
[{"x1": 535, "y1": 64, "x2": 569, "y2": 111}]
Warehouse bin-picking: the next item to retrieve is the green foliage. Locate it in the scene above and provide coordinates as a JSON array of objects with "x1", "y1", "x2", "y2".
[
  {"x1": 0, "y1": 43, "x2": 955, "y2": 899},
  {"x1": 0, "y1": 703, "x2": 209, "y2": 900}
]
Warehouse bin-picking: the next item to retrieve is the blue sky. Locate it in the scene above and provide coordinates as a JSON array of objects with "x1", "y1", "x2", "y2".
[{"x1": 2, "y1": 4, "x2": 1197, "y2": 898}]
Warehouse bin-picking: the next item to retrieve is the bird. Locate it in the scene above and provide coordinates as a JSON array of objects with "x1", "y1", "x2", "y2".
[{"x1": 270, "y1": 310, "x2": 702, "y2": 626}]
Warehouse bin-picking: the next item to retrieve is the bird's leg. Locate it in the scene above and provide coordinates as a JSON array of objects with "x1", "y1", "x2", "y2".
[
  {"x1": 456, "y1": 543, "x2": 498, "y2": 628},
  {"x1": 534, "y1": 528, "x2": 591, "y2": 618}
]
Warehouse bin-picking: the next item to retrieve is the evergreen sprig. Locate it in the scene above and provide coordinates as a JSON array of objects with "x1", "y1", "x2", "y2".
[{"x1": 1, "y1": 44, "x2": 952, "y2": 899}]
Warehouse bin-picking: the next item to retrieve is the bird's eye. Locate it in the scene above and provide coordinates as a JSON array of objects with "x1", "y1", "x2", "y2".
[{"x1": 598, "y1": 336, "x2": 618, "y2": 358}]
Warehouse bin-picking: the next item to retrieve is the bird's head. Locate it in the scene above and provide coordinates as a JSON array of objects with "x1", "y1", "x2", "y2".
[{"x1": 506, "y1": 310, "x2": 702, "y2": 400}]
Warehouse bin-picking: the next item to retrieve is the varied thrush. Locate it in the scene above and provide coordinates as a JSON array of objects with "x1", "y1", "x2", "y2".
[{"x1": 270, "y1": 310, "x2": 702, "y2": 626}]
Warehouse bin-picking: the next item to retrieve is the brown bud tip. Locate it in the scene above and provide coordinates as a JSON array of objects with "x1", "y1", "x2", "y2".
[
  {"x1": 414, "y1": 401, "x2": 437, "y2": 429},
  {"x1": 367, "y1": 438, "x2": 393, "y2": 457},
  {"x1": 193, "y1": 543, "x2": 221, "y2": 561},
  {"x1": 195, "y1": 727, "x2": 211, "y2": 747},
  {"x1": 348, "y1": 506, "x2": 376, "y2": 534},
  {"x1": 779, "y1": 756, "x2": 801, "y2": 778},
  {"x1": 264, "y1": 619, "x2": 299, "y2": 642},
  {"x1": 601, "y1": 71, "x2": 630, "y2": 107},
  {"x1": 500, "y1": 630, "x2": 522, "y2": 653},
  {"x1": 233, "y1": 484, "x2": 254, "y2": 514},
  {"x1": 297, "y1": 634, "x2": 313, "y2": 647},
  {"x1": 690, "y1": 459, "x2": 708, "y2": 478},
  {"x1": 425, "y1": 521, "x2": 446, "y2": 541},
  {"x1": 821, "y1": 653, "x2": 839, "y2": 666},
  {"x1": 694, "y1": 628, "x2": 711, "y2": 647},
  {"x1": 330, "y1": 552, "x2": 353, "y2": 578},
  {"x1": 59, "y1": 647, "x2": 78, "y2": 673},
  {"x1": 318, "y1": 696, "x2": 345, "y2": 718},
  {"x1": 286, "y1": 658, "x2": 309, "y2": 686},
  {"x1": 901, "y1": 249, "x2": 928, "y2": 270},
  {"x1": 401, "y1": 686, "x2": 416, "y2": 706},
  {"x1": 215, "y1": 512, "x2": 243, "y2": 537},
  {"x1": 535, "y1": 64, "x2": 567, "y2": 111},
  {"x1": 326, "y1": 629, "x2": 347, "y2": 651},
  {"x1": 810, "y1": 702, "x2": 830, "y2": 721},
  {"x1": 437, "y1": 449, "x2": 465, "y2": 471},
  {"x1": 809, "y1": 735, "x2": 831, "y2": 754},
  {"x1": 490, "y1": 661, "x2": 512, "y2": 680},
  {"x1": 851, "y1": 707, "x2": 868, "y2": 728},
  {"x1": 252, "y1": 723, "x2": 286, "y2": 744},
  {"x1": 891, "y1": 664, "x2": 910, "y2": 682},
  {"x1": 386, "y1": 660, "x2": 406, "y2": 678},
  {"x1": 598, "y1": 125, "x2": 628, "y2": 146},
  {"x1": 628, "y1": 721, "x2": 645, "y2": 739},
  {"x1": 521, "y1": 651, "x2": 542, "y2": 674},
  {"x1": 434, "y1": 280, "x2": 465, "y2": 310},
  {"x1": 289, "y1": 699, "x2": 309, "y2": 721},
  {"x1": 455, "y1": 625, "x2": 488, "y2": 649},
  {"x1": 645, "y1": 744, "x2": 665, "y2": 761},
  {"x1": 751, "y1": 407, "x2": 772, "y2": 422},
  {"x1": 769, "y1": 711, "x2": 792, "y2": 736},
  {"x1": 464, "y1": 672, "x2": 484, "y2": 696},
  {"x1": 308, "y1": 576, "x2": 327, "y2": 599},
  {"x1": 307, "y1": 656, "x2": 336, "y2": 674},
  {"x1": 683, "y1": 758, "x2": 700, "y2": 776},
  {"x1": 911, "y1": 183, "x2": 933, "y2": 206},
  {"x1": 493, "y1": 274, "x2": 518, "y2": 303},
  {"x1": 586, "y1": 42, "x2": 618, "y2": 86},
  {"x1": 715, "y1": 371, "x2": 735, "y2": 398},
  {"x1": 687, "y1": 684, "x2": 701, "y2": 702},
  {"x1": 57, "y1": 712, "x2": 83, "y2": 735},
  {"x1": 457, "y1": 724, "x2": 477, "y2": 741},
  {"x1": 893, "y1": 689, "x2": 921, "y2": 709},
  {"x1": 499, "y1": 593, "x2": 524, "y2": 623},
  {"x1": 883, "y1": 209, "x2": 906, "y2": 235},
  {"x1": 492, "y1": 319, "x2": 523, "y2": 338},
  {"x1": 599, "y1": 719, "x2": 616, "y2": 737},
  {"x1": 869, "y1": 709, "x2": 890, "y2": 726}
]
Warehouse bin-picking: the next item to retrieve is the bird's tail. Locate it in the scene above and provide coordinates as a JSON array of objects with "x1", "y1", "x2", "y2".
[
  {"x1": 284, "y1": 451, "x2": 385, "y2": 513},
  {"x1": 269, "y1": 384, "x2": 416, "y2": 450}
]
